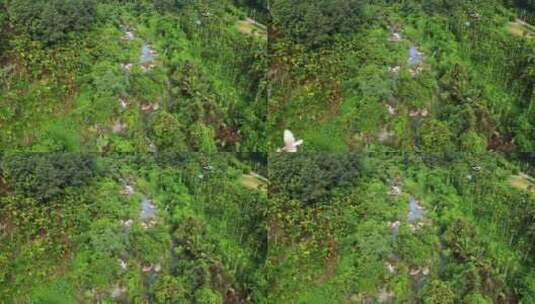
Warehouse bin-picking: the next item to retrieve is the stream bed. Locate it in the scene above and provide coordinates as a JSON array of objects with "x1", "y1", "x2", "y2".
[
  {"x1": 408, "y1": 45, "x2": 423, "y2": 66},
  {"x1": 140, "y1": 43, "x2": 155, "y2": 64}
]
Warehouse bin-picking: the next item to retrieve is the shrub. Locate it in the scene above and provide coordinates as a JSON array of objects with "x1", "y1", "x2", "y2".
[
  {"x1": 460, "y1": 131, "x2": 487, "y2": 152},
  {"x1": 463, "y1": 293, "x2": 491, "y2": 304},
  {"x1": 190, "y1": 122, "x2": 217, "y2": 152},
  {"x1": 419, "y1": 119, "x2": 454, "y2": 152},
  {"x1": 8, "y1": 0, "x2": 96, "y2": 44},
  {"x1": 422, "y1": 280, "x2": 456, "y2": 304},
  {"x1": 153, "y1": 275, "x2": 188, "y2": 303},
  {"x1": 1, "y1": 153, "x2": 96, "y2": 202},
  {"x1": 149, "y1": 111, "x2": 188, "y2": 152},
  {"x1": 271, "y1": 0, "x2": 363, "y2": 47},
  {"x1": 269, "y1": 153, "x2": 361, "y2": 204},
  {"x1": 195, "y1": 287, "x2": 223, "y2": 304}
]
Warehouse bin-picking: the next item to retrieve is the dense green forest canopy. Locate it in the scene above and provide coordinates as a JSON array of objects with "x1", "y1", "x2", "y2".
[
  {"x1": 2, "y1": 153, "x2": 96, "y2": 202},
  {"x1": 0, "y1": 0, "x2": 267, "y2": 152},
  {"x1": 0, "y1": 153, "x2": 267, "y2": 302},
  {"x1": 268, "y1": 153, "x2": 535, "y2": 303},
  {"x1": 0, "y1": 151, "x2": 533, "y2": 303},
  {"x1": 269, "y1": 0, "x2": 534, "y2": 153},
  {"x1": 7, "y1": 0, "x2": 97, "y2": 44},
  {"x1": 271, "y1": 0, "x2": 363, "y2": 48}
]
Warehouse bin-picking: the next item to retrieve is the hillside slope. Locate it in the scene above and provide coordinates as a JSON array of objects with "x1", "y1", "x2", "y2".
[
  {"x1": 269, "y1": 0, "x2": 534, "y2": 152},
  {"x1": 0, "y1": 153, "x2": 267, "y2": 303},
  {"x1": 0, "y1": 0, "x2": 267, "y2": 152}
]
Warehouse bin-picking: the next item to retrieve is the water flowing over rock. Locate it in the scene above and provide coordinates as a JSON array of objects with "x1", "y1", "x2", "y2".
[
  {"x1": 408, "y1": 45, "x2": 423, "y2": 66},
  {"x1": 140, "y1": 196, "x2": 157, "y2": 229},
  {"x1": 140, "y1": 43, "x2": 156, "y2": 65},
  {"x1": 408, "y1": 196, "x2": 425, "y2": 222},
  {"x1": 139, "y1": 196, "x2": 156, "y2": 221}
]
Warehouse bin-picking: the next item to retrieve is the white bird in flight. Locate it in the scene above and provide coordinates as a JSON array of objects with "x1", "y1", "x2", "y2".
[{"x1": 277, "y1": 129, "x2": 303, "y2": 152}]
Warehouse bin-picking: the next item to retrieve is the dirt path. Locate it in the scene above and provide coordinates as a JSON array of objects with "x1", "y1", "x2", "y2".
[
  {"x1": 239, "y1": 171, "x2": 268, "y2": 191},
  {"x1": 237, "y1": 18, "x2": 267, "y2": 37},
  {"x1": 509, "y1": 173, "x2": 535, "y2": 194},
  {"x1": 508, "y1": 19, "x2": 535, "y2": 38}
]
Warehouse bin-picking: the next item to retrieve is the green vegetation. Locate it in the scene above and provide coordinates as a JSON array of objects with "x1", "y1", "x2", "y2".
[
  {"x1": 267, "y1": 153, "x2": 535, "y2": 303},
  {"x1": 2, "y1": 152, "x2": 533, "y2": 303},
  {"x1": 0, "y1": 0, "x2": 267, "y2": 152},
  {"x1": 8, "y1": 0, "x2": 97, "y2": 44},
  {"x1": 1, "y1": 1, "x2": 534, "y2": 303},
  {"x1": 0, "y1": 153, "x2": 267, "y2": 302},
  {"x1": 269, "y1": 0, "x2": 535, "y2": 152}
]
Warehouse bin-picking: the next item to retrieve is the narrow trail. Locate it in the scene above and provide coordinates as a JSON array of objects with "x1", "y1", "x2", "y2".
[
  {"x1": 237, "y1": 17, "x2": 267, "y2": 37},
  {"x1": 240, "y1": 171, "x2": 268, "y2": 192},
  {"x1": 509, "y1": 18, "x2": 535, "y2": 37}
]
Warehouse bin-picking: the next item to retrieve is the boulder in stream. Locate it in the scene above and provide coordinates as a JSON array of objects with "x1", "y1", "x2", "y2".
[
  {"x1": 120, "y1": 219, "x2": 133, "y2": 229},
  {"x1": 118, "y1": 258, "x2": 127, "y2": 271},
  {"x1": 120, "y1": 63, "x2": 133, "y2": 71},
  {"x1": 389, "y1": 32, "x2": 402, "y2": 42},
  {"x1": 385, "y1": 261, "x2": 396, "y2": 273},
  {"x1": 118, "y1": 96, "x2": 128, "y2": 109},
  {"x1": 388, "y1": 65, "x2": 401, "y2": 74},
  {"x1": 121, "y1": 31, "x2": 134, "y2": 41},
  {"x1": 389, "y1": 185, "x2": 402, "y2": 196},
  {"x1": 386, "y1": 104, "x2": 396, "y2": 115},
  {"x1": 141, "y1": 102, "x2": 159, "y2": 112}
]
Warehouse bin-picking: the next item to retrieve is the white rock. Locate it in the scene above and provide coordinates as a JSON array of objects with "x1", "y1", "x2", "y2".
[
  {"x1": 389, "y1": 185, "x2": 402, "y2": 196},
  {"x1": 121, "y1": 219, "x2": 133, "y2": 228},
  {"x1": 409, "y1": 267, "x2": 421, "y2": 276},
  {"x1": 422, "y1": 267, "x2": 430, "y2": 275},
  {"x1": 118, "y1": 258, "x2": 127, "y2": 271},
  {"x1": 386, "y1": 104, "x2": 396, "y2": 115},
  {"x1": 385, "y1": 262, "x2": 396, "y2": 273},
  {"x1": 142, "y1": 264, "x2": 152, "y2": 272},
  {"x1": 420, "y1": 108, "x2": 428, "y2": 117},
  {"x1": 118, "y1": 96, "x2": 128, "y2": 109},
  {"x1": 120, "y1": 63, "x2": 133, "y2": 71},
  {"x1": 389, "y1": 66, "x2": 401, "y2": 74},
  {"x1": 121, "y1": 31, "x2": 134, "y2": 41},
  {"x1": 389, "y1": 221, "x2": 401, "y2": 230},
  {"x1": 390, "y1": 32, "x2": 402, "y2": 42}
]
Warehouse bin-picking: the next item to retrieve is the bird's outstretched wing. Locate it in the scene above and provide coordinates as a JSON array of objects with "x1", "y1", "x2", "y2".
[{"x1": 284, "y1": 129, "x2": 296, "y2": 147}]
